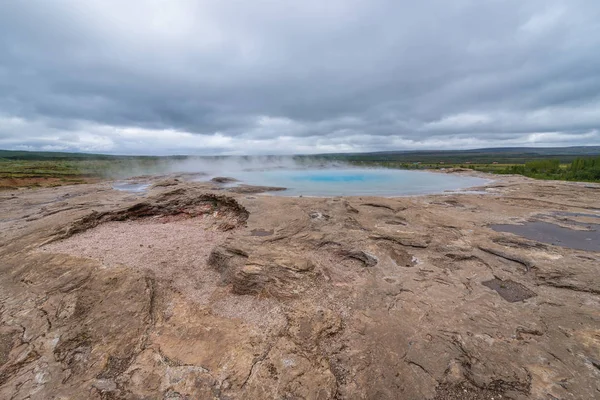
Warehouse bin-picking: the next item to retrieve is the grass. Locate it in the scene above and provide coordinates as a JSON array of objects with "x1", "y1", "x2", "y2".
[
  {"x1": 0, "y1": 160, "x2": 97, "y2": 189},
  {"x1": 0, "y1": 159, "x2": 157, "y2": 189},
  {"x1": 339, "y1": 159, "x2": 600, "y2": 183},
  {"x1": 0, "y1": 156, "x2": 186, "y2": 189}
]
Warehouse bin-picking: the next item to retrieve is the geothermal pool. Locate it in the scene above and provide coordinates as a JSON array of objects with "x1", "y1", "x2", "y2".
[{"x1": 210, "y1": 168, "x2": 489, "y2": 196}]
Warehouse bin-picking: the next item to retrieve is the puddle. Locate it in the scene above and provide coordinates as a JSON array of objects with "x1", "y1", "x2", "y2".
[
  {"x1": 112, "y1": 182, "x2": 150, "y2": 193},
  {"x1": 482, "y1": 279, "x2": 536, "y2": 302},
  {"x1": 250, "y1": 229, "x2": 274, "y2": 237},
  {"x1": 491, "y1": 221, "x2": 600, "y2": 252}
]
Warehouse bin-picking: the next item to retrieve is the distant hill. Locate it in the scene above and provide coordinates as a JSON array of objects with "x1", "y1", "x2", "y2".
[
  {"x1": 356, "y1": 146, "x2": 600, "y2": 156},
  {"x1": 0, "y1": 150, "x2": 179, "y2": 161},
  {"x1": 316, "y1": 146, "x2": 600, "y2": 164},
  {"x1": 1, "y1": 146, "x2": 599, "y2": 164},
  {"x1": 0, "y1": 150, "x2": 120, "y2": 161}
]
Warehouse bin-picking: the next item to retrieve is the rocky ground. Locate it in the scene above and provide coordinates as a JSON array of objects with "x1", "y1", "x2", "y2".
[{"x1": 0, "y1": 174, "x2": 599, "y2": 399}]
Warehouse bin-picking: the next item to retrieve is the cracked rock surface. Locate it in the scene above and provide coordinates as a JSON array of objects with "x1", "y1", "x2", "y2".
[{"x1": 0, "y1": 176, "x2": 599, "y2": 399}]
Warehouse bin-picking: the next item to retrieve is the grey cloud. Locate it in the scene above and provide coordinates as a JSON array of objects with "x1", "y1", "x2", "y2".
[{"x1": 1, "y1": 0, "x2": 600, "y2": 154}]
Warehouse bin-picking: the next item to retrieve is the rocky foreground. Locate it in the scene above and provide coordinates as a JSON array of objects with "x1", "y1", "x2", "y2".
[{"x1": 0, "y1": 175, "x2": 599, "y2": 399}]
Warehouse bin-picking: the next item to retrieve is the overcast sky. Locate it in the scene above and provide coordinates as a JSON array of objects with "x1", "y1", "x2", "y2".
[{"x1": 1, "y1": 0, "x2": 600, "y2": 155}]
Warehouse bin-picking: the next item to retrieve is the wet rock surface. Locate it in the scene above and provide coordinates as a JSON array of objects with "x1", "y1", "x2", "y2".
[
  {"x1": 482, "y1": 278, "x2": 537, "y2": 302},
  {"x1": 225, "y1": 184, "x2": 287, "y2": 194},
  {"x1": 1, "y1": 176, "x2": 600, "y2": 399},
  {"x1": 250, "y1": 228, "x2": 274, "y2": 237},
  {"x1": 491, "y1": 221, "x2": 600, "y2": 252},
  {"x1": 211, "y1": 176, "x2": 240, "y2": 183}
]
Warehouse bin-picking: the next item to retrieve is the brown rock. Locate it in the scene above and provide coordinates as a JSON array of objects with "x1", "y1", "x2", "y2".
[{"x1": 1, "y1": 177, "x2": 600, "y2": 399}]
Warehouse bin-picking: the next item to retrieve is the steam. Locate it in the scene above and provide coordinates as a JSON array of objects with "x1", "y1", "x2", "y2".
[
  {"x1": 108, "y1": 155, "x2": 348, "y2": 180},
  {"x1": 166, "y1": 155, "x2": 343, "y2": 176}
]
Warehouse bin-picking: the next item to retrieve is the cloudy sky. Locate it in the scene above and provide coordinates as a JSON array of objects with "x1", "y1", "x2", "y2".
[{"x1": 1, "y1": 0, "x2": 599, "y2": 155}]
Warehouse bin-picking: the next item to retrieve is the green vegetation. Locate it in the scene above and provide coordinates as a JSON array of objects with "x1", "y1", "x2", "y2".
[
  {"x1": 313, "y1": 146, "x2": 600, "y2": 165},
  {"x1": 313, "y1": 147, "x2": 600, "y2": 183},
  {"x1": 0, "y1": 159, "x2": 94, "y2": 188},
  {"x1": 569, "y1": 157, "x2": 600, "y2": 181},
  {"x1": 0, "y1": 152, "x2": 179, "y2": 189},
  {"x1": 1, "y1": 147, "x2": 600, "y2": 190},
  {"x1": 0, "y1": 158, "x2": 178, "y2": 185},
  {"x1": 497, "y1": 157, "x2": 600, "y2": 182},
  {"x1": 330, "y1": 157, "x2": 600, "y2": 183}
]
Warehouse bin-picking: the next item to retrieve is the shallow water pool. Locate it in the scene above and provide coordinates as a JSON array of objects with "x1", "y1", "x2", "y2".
[
  {"x1": 212, "y1": 168, "x2": 489, "y2": 197},
  {"x1": 112, "y1": 182, "x2": 150, "y2": 193},
  {"x1": 491, "y1": 221, "x2": 600, "y2": 252}
]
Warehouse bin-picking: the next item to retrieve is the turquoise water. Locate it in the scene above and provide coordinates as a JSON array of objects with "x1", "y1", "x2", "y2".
[{"x1": 215, "y1": 168, "x2": 489, "y2": 196}]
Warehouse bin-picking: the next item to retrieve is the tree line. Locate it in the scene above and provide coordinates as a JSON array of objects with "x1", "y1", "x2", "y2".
[{"x1": 498, "y1": 156, "x2": 600, "y2": 182}]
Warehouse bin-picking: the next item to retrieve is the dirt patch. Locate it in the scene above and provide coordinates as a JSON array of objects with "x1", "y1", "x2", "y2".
[
  {"x1": 210, "y1": 294, "x2": 287, "y2": 331},
  {"x1": 250, "y1": 229, "x2": 274, "y2": 237},
  {"x1": 433, "y1": 382, "x2": 504, "y2": 400},
  {"x1": 0, "y1": 176, "x2": 99, "y2": 190},
  {"x1": 42, "y1": 218, "x2": 230, "y2": 305},
  {"x1": 0, "y1": 333, "x2": 15, "y2": 367},
  {"x1": 482, "y1": 278, "x2": 537, "y2": 302}
]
